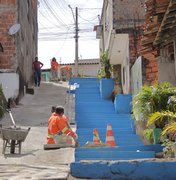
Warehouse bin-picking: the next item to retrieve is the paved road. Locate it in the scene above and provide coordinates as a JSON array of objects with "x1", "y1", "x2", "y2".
[{"x1": 0, "y1": 81, "x2": 77, "y2": 180}]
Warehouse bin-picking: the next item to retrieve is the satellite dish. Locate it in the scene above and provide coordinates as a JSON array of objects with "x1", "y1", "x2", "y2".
[{"x1": 8, "y1": 24, "x2": 21, "y2": 35}]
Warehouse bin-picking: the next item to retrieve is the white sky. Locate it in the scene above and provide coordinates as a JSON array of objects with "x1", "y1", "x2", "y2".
[{"x1": 38, "y1": 0, "x2": 103, "y2": 69}]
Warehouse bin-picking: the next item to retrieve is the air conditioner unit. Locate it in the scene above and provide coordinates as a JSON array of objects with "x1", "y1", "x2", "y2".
[
  {"x1": 96, "y1": 25, "x2": 102, "y2": 39},
  {"x1": 93, "y1": 25, "x2": 102, "y2": 39}
]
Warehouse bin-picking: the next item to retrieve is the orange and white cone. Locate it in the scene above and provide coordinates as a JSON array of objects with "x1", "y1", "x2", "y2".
[
  {"x1": 105, "y1": 124, "x2": 116, "y2": 146},
  {"x1": 93, "y1": 128, "x2": 102, "y2": 143}
]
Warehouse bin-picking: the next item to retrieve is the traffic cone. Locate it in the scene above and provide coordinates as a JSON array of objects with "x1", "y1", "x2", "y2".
[
  {"x1": 93, "y1": 128, "x2": 102, "y2": 143},
  {"x1": 105, "y1": 124, "x2": 116, "y2": 146}
]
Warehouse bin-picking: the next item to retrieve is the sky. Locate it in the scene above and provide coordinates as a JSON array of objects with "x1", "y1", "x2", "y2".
[{"x1": 38, "y1": 0, "x2": 103, "y2": 69}]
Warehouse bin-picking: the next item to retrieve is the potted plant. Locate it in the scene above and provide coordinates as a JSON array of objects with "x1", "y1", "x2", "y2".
[{"x1": 98, "y1": 49, "x2": 114, "y2": 100}]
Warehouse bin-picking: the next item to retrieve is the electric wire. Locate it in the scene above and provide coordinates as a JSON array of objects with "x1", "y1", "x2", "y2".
[{"x1": 38, "y1": 0, "x2": 102, "y2": 42}]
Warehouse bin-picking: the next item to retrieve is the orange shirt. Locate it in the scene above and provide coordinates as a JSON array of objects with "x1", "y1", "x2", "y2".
[
  {"x1": 51, "y1": 61, "x2": 59, "y2": 70},
  {"x1": 48, "y1": 113, "x2": 75, "y2": 136}
]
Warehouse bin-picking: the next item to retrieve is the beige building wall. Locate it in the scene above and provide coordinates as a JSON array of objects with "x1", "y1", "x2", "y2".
[{"x1": 70, "y1": 59, "x2": 100, "y2": 77}]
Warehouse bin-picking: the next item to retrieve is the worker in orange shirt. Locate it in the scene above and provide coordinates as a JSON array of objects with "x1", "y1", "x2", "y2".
[
  {"x1": 50, "y1": 105, "x2": 70, "y2": 126},
  {"x1": 47, "y1": 106, "x2": 79, "y2": 147},
  {"x1": 50, "y1": 57, "x2": 59, "y2": 81}
]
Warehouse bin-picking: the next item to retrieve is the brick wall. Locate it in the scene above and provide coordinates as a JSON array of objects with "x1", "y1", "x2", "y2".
[
  {"x1": 0, "y1": 0, "x2": 38, "y2": 101},
  {"x1": 141, "y1": 51, "x2": 158, "y2": 85},
  {"x1": 0, "y1": 2, "x2": 17, "y2": 70}
]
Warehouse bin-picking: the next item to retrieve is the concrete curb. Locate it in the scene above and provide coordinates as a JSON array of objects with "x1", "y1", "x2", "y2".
[{"x1": 70, "y1": 159, "x2": 176, "y2": 180}]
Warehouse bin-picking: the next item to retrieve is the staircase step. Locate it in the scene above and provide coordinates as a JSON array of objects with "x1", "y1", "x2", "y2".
[
  {"x1": 78, "y1": 134, "x2": 141, "y2": 140},
  {"x1": 77, "y1": 138, "x2": 142, "y2": 145},
  {"x1": 75, "y1": 102, "x2": 114, "y2": 106},
  {"x1": 75, "y1": 113, "x2": 133, "y2": 118},
  {"x1": 75, "y1": 150, "x2": 155, "y2": 161},
  {"x1": 76, "y1": 84, "x2": 100, "y2": 91},
  {"x1": 78, "y1": 141, "x2": 143, "y2": 147},
  {"x1": 69, "y1": 77, "x2": 99, "y2": 85},
  {"x1": 76, "y1": 144, "x2": 163, "y2": 153},
  {"x1": 76, "y1": 128, "x2": 134, "y2": 135},
  {"x1": 77, "y1": 123, "x2": 133, "y2": 128}
]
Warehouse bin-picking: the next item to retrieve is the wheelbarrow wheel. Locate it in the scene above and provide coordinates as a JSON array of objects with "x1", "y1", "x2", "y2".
[{"x1": 10, "y1": 140, "x2": 16, "y2": 154}]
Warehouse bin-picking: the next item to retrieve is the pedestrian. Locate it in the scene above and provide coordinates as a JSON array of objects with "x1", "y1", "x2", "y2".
[
  {"x1": 51, "y1": 106, "x2": 56, "y2": 114},
  {"x1": 33, "y1": 57, "x2": 43, "y2": 87},
  {"x1": 50, "y1": 57, "x2": 59, "y2": 81},
  {"x1": 47, "y1": 106, "x2": 79, "y2": 147},
  {"x1": 50, "y1": 105, "x2": 69, "y2": 124}
]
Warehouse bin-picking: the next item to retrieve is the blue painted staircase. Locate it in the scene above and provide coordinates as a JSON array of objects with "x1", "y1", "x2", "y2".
[
  {"x1": 69, "y1": 77, "x2": 162, "y2": 161},
  {"x1": 68, "y1": 77, "x2": 176, "y2": 180}
]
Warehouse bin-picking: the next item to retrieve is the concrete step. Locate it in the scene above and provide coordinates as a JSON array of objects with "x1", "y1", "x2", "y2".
[
  {"x1": 76, "y1": 123, "x2": 133, "y2": 129},
  {"x1": 76, "y1": 85, "x2": 100, "y2": 90},
  {"x1": 75, "y1": 104, "x2": 115, "y2": 108},
  {"x1": 75, "y1": 87, "x2": 100, "y2": 95},
  {"x1": 76, "y1": 118, "x2": 132, "y2": 123},
  {"x1": 75, "y1": 97, "x2": 102, "y2": 101},
  {"x1": 75, "y1": 116, "x2": 134, "y2": 122},
  {"x1": 78, "y1": 138, "x2": 142, "y2": 146},
  {"x1": 69, "y1": 77, "x2": 99, "y2": 85},
  {"x1": 78, "y1": 140, "x2": 143, "y2": 147},
  {"x1": 76, "y1": 128, "x2": 134, "y2": 134},
  {"x1": 70, "y1": 161, "x2": 176, "y2": 179},
  {"x1": 75, "y1": 101, "x2": 114, "y2": 106},
  {"x1": 76, "y1": 144, "x2": 163, "y2": 153},
  {"x1": 76, "y1": 116, "x2": 132, "y2": 121},
  {"x1": 75, "y1": 150, "x2": 155, "y2": 161},
  {"x1": 75, "y1": 109, "x2": 116, "y2": 113},
  {"x1": 75, "y1": 113, "x2": 133, "y2": 118},
  {"x1": 75, "y1": 93, "x2": 100, "y2": 97},
  {"x1": 78, "y1": 133, "x2": 141, "y2": 140},
  {"x1": 76, "y1": 106, "x2": 115, "y2": 110}
]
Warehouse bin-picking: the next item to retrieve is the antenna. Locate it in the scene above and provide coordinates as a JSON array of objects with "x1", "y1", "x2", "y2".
[{"x1": 8, "y1": 24, "x2": 21, "y2": 35}]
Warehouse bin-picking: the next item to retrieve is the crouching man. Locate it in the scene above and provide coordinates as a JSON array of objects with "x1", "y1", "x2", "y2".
[{"x1": 47, "y1": 106, "x2": 78, "y2": 147}]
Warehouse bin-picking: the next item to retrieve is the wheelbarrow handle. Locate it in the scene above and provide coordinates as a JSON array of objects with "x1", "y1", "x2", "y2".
[
  {"x1": 6, "y1": 108, "x2": 11, "y2": 113},
  {"x1": 6, "y1": 109, "x2": 16, "y2": 128}
]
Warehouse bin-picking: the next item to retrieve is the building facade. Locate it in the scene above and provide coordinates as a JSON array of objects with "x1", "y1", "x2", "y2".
[
  {"x1": 0, "y1": 0, "x2": 38, "y2": 103},
  {"x1": 140, "y1": 0, "x2": 176, "y2": 86},
  {"x1": 99, "y1": 0, "x2": 145, "y2": 94}
]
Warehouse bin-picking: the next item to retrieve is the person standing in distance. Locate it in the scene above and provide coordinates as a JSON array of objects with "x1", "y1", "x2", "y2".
[
  {"x1": 33, "y1": 57, "x2": 43, "y2": 87},
  {"x1": 50, "y1": 57, "x2": 59, "y2": 81}
]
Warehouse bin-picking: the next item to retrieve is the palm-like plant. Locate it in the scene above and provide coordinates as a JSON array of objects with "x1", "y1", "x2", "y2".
[
  {"x1": 162, "y1": 122, "x2": 176, "y2": 138},
  {"x1": 132, "y1": 82, "x2": 176, "y2": 146},
  {"x1": 132, "y1": 82, "x2": 176, "y2": 122},
  {"x1": 98, "y1": 49, "x2": 112, "y2": 79},
  {"x1": 147, "y1": 111, "x2": 176, "y2": 128}
]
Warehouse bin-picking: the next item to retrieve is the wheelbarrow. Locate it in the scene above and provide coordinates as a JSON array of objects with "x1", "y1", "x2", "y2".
[{"x1": 0, "y1": 109, "x2": 30, "y2": 154}]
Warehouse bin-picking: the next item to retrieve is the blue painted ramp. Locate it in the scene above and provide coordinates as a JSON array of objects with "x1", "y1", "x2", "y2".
[{"x1": 69, "y1": 77, "x2": 164, "y2": 179}]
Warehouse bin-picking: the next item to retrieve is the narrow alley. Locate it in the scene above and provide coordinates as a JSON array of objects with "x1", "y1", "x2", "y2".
[{"x1": 0, "y1": 82, "x2": 76, "y2": 180}]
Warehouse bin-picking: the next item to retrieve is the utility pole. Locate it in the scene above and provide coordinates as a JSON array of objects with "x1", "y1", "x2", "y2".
[
  {"x1": 68, "y1": 5, "x2": 79, "y2": 77},
  {"x1": 75, "y1": 7, "x2": 79, "y2": 77}
]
